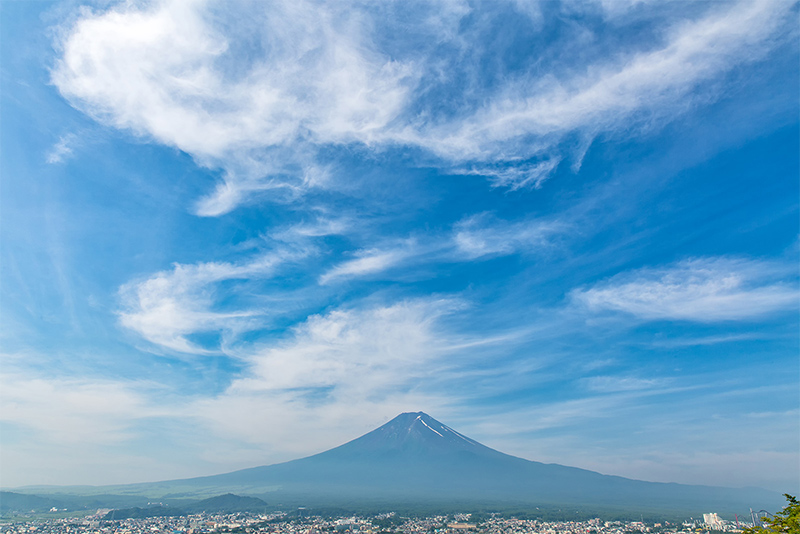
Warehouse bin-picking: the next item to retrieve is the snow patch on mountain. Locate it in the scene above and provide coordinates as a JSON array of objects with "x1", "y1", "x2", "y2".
[{"x1": 418, "y1": 417, "x2": 444, "y2": 437}]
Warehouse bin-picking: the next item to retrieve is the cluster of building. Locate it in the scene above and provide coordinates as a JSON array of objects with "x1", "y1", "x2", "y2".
[
  {"x1": 0, "y1": 510, "x2": 753, "y2": 534},
  {"x1": 477, "y1": 516, "x2": 748, "y2": 534}
]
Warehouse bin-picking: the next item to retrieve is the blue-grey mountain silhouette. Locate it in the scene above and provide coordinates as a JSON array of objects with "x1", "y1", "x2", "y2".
[{"x1": 151, "y1": 412, "x2": 779, "y2": 512}]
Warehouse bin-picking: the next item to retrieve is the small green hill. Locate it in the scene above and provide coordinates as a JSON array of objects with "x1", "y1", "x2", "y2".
[
  {"x1": 184, "y1": 493, "x2": 268, "y2": 513},
  {"x1": 0, "y1": 492, "x2": 67, "y2": 513},
  {"x1": 100, "y1": 494, "x2": 268, "y2": 519}
]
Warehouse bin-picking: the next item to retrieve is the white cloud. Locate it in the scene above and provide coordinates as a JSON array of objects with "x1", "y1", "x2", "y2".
[
  {"x1": 319, "y1": 244, "x2": 414, "y2": 284},
  {"x1": 363, "y1": 0, "x2": 787, "y2": 171},
  {"x1": 242, "y1": 299, "x2": 458, "y2": 391},
  {"x1": 593, "y1": 449, "x2": 799, "y2": 491},
  {"x1": 53, "y1": 0, "x2": 414, "y2": 156},
  {"x1": 481, "y1": 403, "x2": 800, "y2": 489},
  {"x1": 51, "y1": 0, "x2": 794, "y2": 214},
  {"x1": 648, "y1": 332, "x2": 768, "y2": 348},
  {"x1": 0, "y1": 298, "x2": 466, "y2": 482},
  {"x1": 46, "y1": 133, "x2": 77, "y2": 164},
  {"x1": 193, "y1": 158, "x2": 333, "y2": 216},
  {"x1": 583, "y1": 375, "x2": 664, "y2": 393},
  {"x1": 470, "y1": 394, "x2": 640, "y2": 440},
  {"x1": 119, "y1": 250, "x2": 307, "y2": 353},
  {"x1": 317, "y1": 214, "x2": 568, "y2": 285},
  {"x1": 190, "y1": 299, "x2": 460, "y2": 456},
  {"x1": 52, "y1": 0, "x2": 417, "y2": 215},
  {"x1": 572, "y1": 257, "x2": 798, "y2": 322},
  {"x1": 119, "y1": 211, "x2": 567, "y2": 352},
  {"x1": 423, "y1": 1, "x2": 793, "y2": 160},
  {"x1": 453, "y1": 213, "x2": 567, "y2": 259},
  {"x1": 0, "y1": 368, "x2": 264, "y2": 486},
  {"x1": 454, "y1": 158, "x2": 562, "y2": 190},
  {"x1": 0, "y1": 373, "x2": 154, "y2": 444},
  {"x1": 281, "y1": 217, "x2": 349, "y2": 239},
  {"x1": 590, "y1": 0, "x2": 662, "y2": 19}
]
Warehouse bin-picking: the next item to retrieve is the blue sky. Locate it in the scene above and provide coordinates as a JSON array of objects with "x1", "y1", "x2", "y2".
[{"x1": 1, "y1": 0, "x2": 798, "y2": 492}]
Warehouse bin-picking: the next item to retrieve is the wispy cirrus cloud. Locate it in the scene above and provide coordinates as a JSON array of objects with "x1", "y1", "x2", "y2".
[
  {"x1": 319, "y1": 244, "x2": 415, "y2": 285},
  {"x1": 51, "y1": 0, "x2": 418, "y2": 215},
  {"x1": 0, "y1": 298, "x2": 464, "y2": 482},
  {"x1": 0, "y1": 367, "x2": 198, "y2": 486},
  {"x1": 190, "y1": 298, "x2": 463, "y2": 455},
  {"x1": 453, "y1": 158, "x2": 562, "y2": 190},
  {"x1": 45, "y1": 133, "x2": 78, "y2": 164},
  {"x1": 582, "y1": 375, "x2": 665, "y2": 393},
  {"x1": 572, "y1": 257, "x2": 798, "y2": 322},
  {"x1": 0, "y1": 372, "x2": 156, "y2": 444},
  {"x1": 51, "y1": 0, "x2": 796, "y2": 215},
  {"x1": 240, "y1": 299, "x2": 459, "y2": 392},
  {"x1": 119, "y1": 211, "x2": 568, "y2": 350},
  {"x1": 318, "y1": 213, "x2": 569, "y2": 284},
  {"x1": 453, "y1": 213, "x2": 568, "y2": 259},
  {"x1": 424, "y1": 1, "x2": 795, "y2": 160},
  {"x1": 475, "y1": 398, "x2": 799, "y2": 490},
  {"x1": 119, "y1": 249, "x2": 309, "y2": 353},
  {"x1": 647, "y1": 332, "x2": 771, "y2": 348}
]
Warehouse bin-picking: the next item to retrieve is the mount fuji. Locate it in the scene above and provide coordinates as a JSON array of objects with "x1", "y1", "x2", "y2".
[{"x1": 125, "y1": 412, "x2": 780, "y2": 513}]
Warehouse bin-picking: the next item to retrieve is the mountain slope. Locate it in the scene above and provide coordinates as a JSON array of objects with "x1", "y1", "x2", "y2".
[{"x1": 160, "y1": 412, "x2": 780, "y2": 512}]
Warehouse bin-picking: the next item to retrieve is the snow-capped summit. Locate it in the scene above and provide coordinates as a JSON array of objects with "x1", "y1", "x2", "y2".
[{"x1": 322, "y1": 412, "x2": 489, "y2": 457}]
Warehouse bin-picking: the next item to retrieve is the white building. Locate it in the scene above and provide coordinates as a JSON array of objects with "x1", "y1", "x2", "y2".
[{"x1": 703, "y1": 513, "x2": 722, "y2": 528}]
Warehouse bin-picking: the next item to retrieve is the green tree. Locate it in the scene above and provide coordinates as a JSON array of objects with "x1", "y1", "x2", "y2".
[{"x1": 744, "y1": 494, "x2": 799, "y2": 534}]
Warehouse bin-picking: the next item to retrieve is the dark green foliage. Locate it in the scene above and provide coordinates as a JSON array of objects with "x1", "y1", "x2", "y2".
[
  {"x1": 371, "y1": 515, "x2": 403, "y2": 530},
  {"x1": 98, "y1": 493, "x2": 268, "y2": 519},
  {"x1": 743, "y1": 495, "x2": 799, "y2": 534},
  {"x1": 182, "y1": 493, "x2": 268, "y2": 513},
  {"x1": 0, "y1": 491, "x2": 67, "y2": 513}
]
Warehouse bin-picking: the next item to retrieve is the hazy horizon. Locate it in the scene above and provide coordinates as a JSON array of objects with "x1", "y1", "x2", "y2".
[{"x1": 1, "y1": 0, "x2": 798, "y2": 493}]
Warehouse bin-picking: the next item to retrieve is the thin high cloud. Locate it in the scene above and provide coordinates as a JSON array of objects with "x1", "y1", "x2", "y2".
[
  {"x1": 0, "y1": 372, "x2": 155, "y2": 445},
  {"x1": 51, "y1": 0, "x2": 795, "y2": 214},
  {"x1": 122, "y1": 212, "x2": 561, "y2": 352},
  {"x1": 318, "y1": 213, "x2": 568, "y2": 284},
  {"x1": 453, "y1": 214, "x2": 567, "y2": 259},
  {"x1": 120, "y1": 209, "x2": 566, "y2": 352},
  {"x1": 119, "y1": 249, "x2": 309, "y2": 353},
  {"x1": 477, "y1": 398, "x2": 799, "y2": 489},
  {"x1": 466, "y1": 390, "x2": 672, "y2": 441},
  {"x1": 46, "y1": 133, "x2": 77, "y2": 164},
  {"x1": 452, "y1": 159, "x2": 563, "y2": 190},
  {"x1": 117, "y1": 210, "x2": 570, "y2": 357},
  {"x1": 319, "y1": 244, "x2": 415, "y2": 285},
  {"x1": 16, "y1": 0, "x2": 793, "y2": 492},
  {"x1": 188, "y1": 298, "x2": 464, "y2": 456},
  {"x1": 422, "y1": 1, "x2": 794, "y2": 161},
  {"x1": 1, "y1": 298, "x2": 500, "y2": 477},
  {"x1": 582, "y1": 375, "x2": 665, "y2": 393},
  {"x1": 572, "y1": 257, "x2": 799, "y2": 322}
]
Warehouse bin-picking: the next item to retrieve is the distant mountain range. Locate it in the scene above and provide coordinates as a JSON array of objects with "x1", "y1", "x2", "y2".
[
  {"x1": 6, "y1": 412, "x2": 783, "y2": 516},
  {"x1": 0, "y1": 491, "x2": 267, "y2": 517}
]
